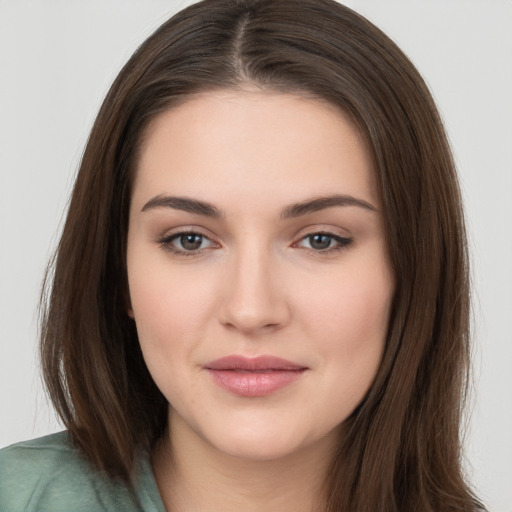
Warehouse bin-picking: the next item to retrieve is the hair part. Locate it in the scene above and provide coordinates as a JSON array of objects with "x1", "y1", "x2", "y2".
[{"x1": 40, "y1": 1, "x2": 484, "y2": 510}]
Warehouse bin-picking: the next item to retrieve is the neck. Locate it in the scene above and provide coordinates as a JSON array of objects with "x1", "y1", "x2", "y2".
[{"x1": 152, "y1": 412, "x2": 335, "y2": 512}]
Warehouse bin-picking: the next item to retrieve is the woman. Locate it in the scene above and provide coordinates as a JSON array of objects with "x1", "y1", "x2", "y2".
[{"x1": 0, "y1": 0, "x2": 486, "y2": 510}]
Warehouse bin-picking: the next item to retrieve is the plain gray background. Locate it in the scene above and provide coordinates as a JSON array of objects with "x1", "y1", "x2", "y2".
[{"x1": 1, "y1": 1, "x2": 511, "y2": 510}]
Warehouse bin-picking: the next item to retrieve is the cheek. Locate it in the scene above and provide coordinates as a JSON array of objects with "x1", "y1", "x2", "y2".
[
  {"x1": 296, "y1": 260, "x2": 393, "y2": 400},
  {"x1": 321, "y1": 291, "x2": 390, "y2": 378},
  {"x1": 128, "y1": 260, "x2": 216, "y2": 341},
  {"x1": 127, "y1": 256, "x2": 227, "y2": 396},
  {"x1": 299, "y1": 260, "x2": 393, "y2": 343},
  {"x1": 127, "y1": 267, "x2": 202, "y2": 402}
]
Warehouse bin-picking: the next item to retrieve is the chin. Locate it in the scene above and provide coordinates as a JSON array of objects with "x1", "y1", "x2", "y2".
[
  {"x1": 214, "y1": 435, "x2": 308, "y2": 462},
  {"x1": 198, "y1": 416, "x2": 336, "y2": 463}
]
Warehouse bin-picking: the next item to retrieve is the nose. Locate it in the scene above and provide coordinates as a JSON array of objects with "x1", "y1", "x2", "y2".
[{"x1": 218, "y1": 243, "x2": 291, "y2": 335}]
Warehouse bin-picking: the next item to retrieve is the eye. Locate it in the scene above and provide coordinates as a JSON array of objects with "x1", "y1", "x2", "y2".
[
  {"x1": 296, "y1": 232, "x2": 352, "y2": 253},
  {"x1": 159, "y1": 231, "x2": 216, "y2": 256}
]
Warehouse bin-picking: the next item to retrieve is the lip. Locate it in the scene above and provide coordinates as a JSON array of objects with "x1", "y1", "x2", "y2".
[{"x1": 204, "y1": 355, "x2": 308, "y2": 397}]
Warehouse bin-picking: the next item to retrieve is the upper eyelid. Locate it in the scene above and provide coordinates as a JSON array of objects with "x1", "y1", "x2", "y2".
[
  {"x1": 160, "y1": 227, "x2": 348, "y2": 241},
  {"x1": 160, "y1": 229, "x2": 351, "y2": 252},
  {"x1": 300, "y1": 222, "x2": 350, "y2": 238},
  {"x1": 292, "y1": 232, "x2": 352, "y2": 250},
  {"x1": 160, "y1": 227, "x2": 215, "y2": 241}
]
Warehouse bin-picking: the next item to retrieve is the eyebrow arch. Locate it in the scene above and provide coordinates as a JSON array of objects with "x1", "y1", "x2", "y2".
[
  {"x1": 141, "y1": 193, "x2": 377, "y2": 218},
  {"x1": 280, "y1": 194, "x2": 377, "y2": 218},
  {"x1": 141, "y1": 195, "x2": 223, "y2": 218}
]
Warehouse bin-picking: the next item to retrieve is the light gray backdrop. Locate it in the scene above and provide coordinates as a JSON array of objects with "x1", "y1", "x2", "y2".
[{"x1": 1, "y1": 1, "x2": 511, "y2": 510}]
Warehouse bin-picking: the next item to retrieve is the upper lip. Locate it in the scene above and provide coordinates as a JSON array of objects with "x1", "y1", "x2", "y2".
[{"x1": 204, "y1": 355, "x2": 307, "y2": 371}]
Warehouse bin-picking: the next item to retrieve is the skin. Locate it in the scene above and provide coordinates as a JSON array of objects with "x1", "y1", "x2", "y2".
[{"x1": 126, "y1": 88, "x2": 394, "y2": 512}]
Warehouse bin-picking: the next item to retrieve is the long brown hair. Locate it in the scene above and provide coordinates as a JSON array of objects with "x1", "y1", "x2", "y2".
[{"x1": 40, "y1": 0, "x2": 484, "y2": 510}]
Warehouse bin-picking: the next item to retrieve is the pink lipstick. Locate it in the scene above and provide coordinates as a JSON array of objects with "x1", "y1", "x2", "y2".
[{"x1": 204, "y1": 355, "x2": 307, "y2": 397}]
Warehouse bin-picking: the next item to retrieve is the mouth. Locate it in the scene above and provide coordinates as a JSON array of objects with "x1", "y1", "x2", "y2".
[{"x1": 204, "y1": 355, "x2": 308, "y2": 397}]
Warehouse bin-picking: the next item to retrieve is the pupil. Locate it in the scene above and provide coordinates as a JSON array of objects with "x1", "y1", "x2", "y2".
[
  {"x1": 181, "y1": 234, "x2": 202, "y2": 250},
  {"x1": 310, "y1": 234, "x2": 331, "y2": 250}
]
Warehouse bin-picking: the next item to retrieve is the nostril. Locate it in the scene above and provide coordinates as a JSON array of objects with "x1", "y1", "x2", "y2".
[{"x1": 220, "y1": 306, "x2": 289, "y2": 334}]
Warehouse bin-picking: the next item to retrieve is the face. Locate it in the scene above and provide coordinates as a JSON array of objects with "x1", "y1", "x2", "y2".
[{"x1": 127, "y1": 89, "x2": 394, "y2": 462}]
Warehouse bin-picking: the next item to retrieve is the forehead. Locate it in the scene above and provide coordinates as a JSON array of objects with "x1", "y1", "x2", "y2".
[{"x1": 132, "y1": 89, "x2": 378, "y2": 212}]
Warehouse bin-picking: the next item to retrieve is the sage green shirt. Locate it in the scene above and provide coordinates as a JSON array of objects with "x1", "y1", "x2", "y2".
[{"x1": 0, "y1": 431, "x2": 167, "y2": 512}]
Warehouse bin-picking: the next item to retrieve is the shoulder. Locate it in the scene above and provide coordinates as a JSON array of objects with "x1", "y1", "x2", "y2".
[{"x1": 0, "y1": 432, "x2": 142, "y2": 512}]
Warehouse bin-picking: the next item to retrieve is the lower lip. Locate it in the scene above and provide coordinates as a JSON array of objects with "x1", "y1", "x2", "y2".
[{"x1": 207, "y1": 369, "x2": 306, "y2": 397}]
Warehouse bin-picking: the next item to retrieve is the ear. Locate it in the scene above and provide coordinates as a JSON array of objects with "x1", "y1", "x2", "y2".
[{"x1": 127, "y1": 307, "x2": 135, "y2": 319}]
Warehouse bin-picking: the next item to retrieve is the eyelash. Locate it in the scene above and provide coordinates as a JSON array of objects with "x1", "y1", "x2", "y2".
[
  {"x1": 158, "y1": 230, "x2": 217, "y2": 257},
  {"x1": 158, "y1": 230, "x2": 353, "y2": 257}
]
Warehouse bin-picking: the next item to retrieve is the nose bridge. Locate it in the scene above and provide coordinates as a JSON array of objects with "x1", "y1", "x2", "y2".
[{"x1": 219, "y1": 235, "x2": 289, "y2": 333}]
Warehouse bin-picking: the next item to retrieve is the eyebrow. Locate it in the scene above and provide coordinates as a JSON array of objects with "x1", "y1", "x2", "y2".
[
  {"x1": 141, "y1": 193, "x2": 377, "y2": 218},
  {"x1": 280, "y1": 194, "x2": 376, "y2": 218},
  {"x1": 142, "y1": 195, "x2": 223, "y2": 217}
]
